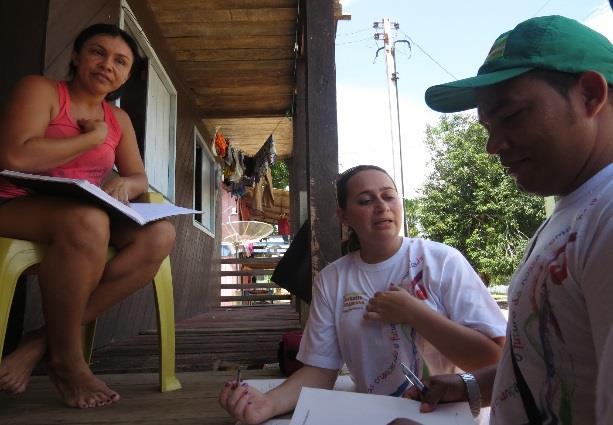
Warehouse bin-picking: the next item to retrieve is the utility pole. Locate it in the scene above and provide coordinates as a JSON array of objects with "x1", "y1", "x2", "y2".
[{"x1": 374, "y1": 18, "x2": 409, "y2": 235}]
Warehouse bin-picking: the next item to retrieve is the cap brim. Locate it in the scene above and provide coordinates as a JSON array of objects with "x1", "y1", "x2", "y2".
[{"x1": 425, "y1": 67, "x2": 533, "y2": 113}]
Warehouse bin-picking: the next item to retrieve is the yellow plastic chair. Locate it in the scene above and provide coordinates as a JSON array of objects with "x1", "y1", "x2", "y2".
[{"x1": 0, "y1": 193, "x2": 181, "y2": 392}]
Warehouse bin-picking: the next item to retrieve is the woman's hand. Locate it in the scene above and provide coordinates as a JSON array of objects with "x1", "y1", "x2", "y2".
[
  {"x1": 218, "y1": 380, "x2": 277, "y2": 425},
  {"x1": 364, "y1": 285, "x2": 429, "y2": 324},
  {"x1": 76, "y1": 118, "x2": 107, "y2": 145},
  {"x1": 102, "y1": 177, "x2": 132, "y2": 204}
]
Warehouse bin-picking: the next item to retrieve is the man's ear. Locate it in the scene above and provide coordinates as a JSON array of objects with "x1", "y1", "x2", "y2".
[{"x1": 576, "y1": 71, "x2": 609, "y2": 118}]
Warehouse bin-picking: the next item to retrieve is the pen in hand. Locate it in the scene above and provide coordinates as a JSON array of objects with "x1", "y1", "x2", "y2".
[{"x1": 400, "y1": 362, "x2": 429, "y2": 396}]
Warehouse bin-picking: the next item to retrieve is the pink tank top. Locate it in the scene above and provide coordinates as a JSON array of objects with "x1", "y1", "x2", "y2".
[{"x1": 0, "y1": 81, "x2": 122, "y2": 198}]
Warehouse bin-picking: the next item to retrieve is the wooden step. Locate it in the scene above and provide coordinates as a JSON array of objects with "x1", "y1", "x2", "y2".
[
  {"x1": 220, "y1": 283, "x2": 281, "y2": 290},
  {"x1": 220, "y1": 294, "x2": 292, "y2": 302},
  {"x1": 221, "y1": 257, "x2": 282, "y2": 265},
  {"x1": 221, "y1": 269, "x2": 276, "y2": 277}
]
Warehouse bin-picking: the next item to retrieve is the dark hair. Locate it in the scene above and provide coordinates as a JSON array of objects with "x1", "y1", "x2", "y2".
[
  {"x1": 529, "y1": 69, "x2": 613, "y2": 104},
  {"x1": 336, "y1": 165, "x2": 396, "y2": 254},
  {"x1": 69, "y1": 23, "x2": 141, "y2": 101}
]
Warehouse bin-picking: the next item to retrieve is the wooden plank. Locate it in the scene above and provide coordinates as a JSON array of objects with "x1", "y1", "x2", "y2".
[
  {"x1": 156, "y1": 8, "x2": 297, "y2": 24},
  {"x1": 197, "y1": 96, "x2": 292, "y2": 109},
  {"x1": 168, "y1": 35, "x2": 295, "y2": 51},
  {"x1": 220, "y1": 294, "x2": 291, "y2": 302},
  {"x1": 180, "y1": 59, "x2": 293, "y2": 73},
  {"x1": 150, "y1": 0, "x2": 298, "y2": 11},
  {"x1": 220, "y1": 269, "x2": 275, "y2": 276},
  {"x1": 175, "y1": 47, "x2": 294, "y2": 62},
  {"x1": 192, "y1": 85, "x2": 292, "y2": 97},
  {"x1": 159, "y1": 21, "x2": 296, "y2": 38},
  {"x1": 220, "y1": 256, "x2": 281, "y2": 265},
  {"x1": 187, "y1": 74, "x2": 294, "y2": 88},
  {"x1": 220, "y1": 283, "x2": 281, "y2": 289}
]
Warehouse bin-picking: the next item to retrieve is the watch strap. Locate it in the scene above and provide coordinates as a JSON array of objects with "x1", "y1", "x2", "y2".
[{"x1": 458, "y1": 372, "x2": 481, "y2": 417}]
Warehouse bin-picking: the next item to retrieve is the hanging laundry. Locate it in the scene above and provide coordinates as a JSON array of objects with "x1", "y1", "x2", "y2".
[
  {"x1": 211, "y1": 127, "x2": 228, "y2": 158},
  {"x1": 278, "y1": 214, "x2": 290, "y2": 235},
  {"x1": 249, "y1": 134, "x2": 277, "y2": 183}
]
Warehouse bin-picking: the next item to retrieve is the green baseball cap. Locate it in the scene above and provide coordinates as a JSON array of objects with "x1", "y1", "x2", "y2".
[{"x1": 425, "y1": 15, "x2": 613, "y2": 113}]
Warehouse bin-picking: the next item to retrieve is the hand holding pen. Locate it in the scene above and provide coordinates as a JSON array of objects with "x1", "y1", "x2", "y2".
[{"x1": 400, "y1": 362, "x2": 429, "y2": 397}]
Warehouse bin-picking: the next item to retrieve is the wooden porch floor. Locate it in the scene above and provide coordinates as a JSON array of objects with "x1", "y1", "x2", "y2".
[
  {"x1": 0, "y1": 369, "x2": 282, "y2": 425},
  {"x1": 0, "y1": 304, "x2": 300, "y2": 424},
  {"x1": 92, "y1": 304, "x2": 301, "y2": 373}
]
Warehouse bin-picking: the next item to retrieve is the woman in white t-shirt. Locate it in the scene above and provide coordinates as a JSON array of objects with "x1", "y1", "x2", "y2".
[{"x1": 218, "y1": 165, "x2": 506, "y2": 424}]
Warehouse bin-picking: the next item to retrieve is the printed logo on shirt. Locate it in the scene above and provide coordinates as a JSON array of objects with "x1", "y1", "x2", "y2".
[{"x1": 343, "y1": 292, "x2": 367, "y2": 312}]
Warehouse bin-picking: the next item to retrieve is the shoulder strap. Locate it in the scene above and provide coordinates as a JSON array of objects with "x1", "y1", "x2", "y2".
[{"x1": 510, "y1": 335, "x2": 542, "y2": 424}]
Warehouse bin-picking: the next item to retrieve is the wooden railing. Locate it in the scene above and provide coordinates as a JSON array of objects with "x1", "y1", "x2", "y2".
[{"x1": 220, "y1": 257, "x2": 291, "y2": 305}]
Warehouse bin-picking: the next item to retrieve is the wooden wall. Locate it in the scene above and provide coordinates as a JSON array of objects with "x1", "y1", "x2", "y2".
[
  {"x1": 7, "y1": 0, "x2": 221, "y2": 348},
  {"x1": 0, "y1": 1, "x2": 49, "y2": 106}
]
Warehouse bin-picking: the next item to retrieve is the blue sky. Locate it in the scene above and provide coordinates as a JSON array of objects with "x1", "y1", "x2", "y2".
[{"x1": 335, "y1": 0, "x2": 613, "y2": 197}]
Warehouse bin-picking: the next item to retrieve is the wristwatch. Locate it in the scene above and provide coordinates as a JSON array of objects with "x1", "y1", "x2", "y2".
[{"x1": 458, "y1": 372, "x2": 481, "y2": 417}]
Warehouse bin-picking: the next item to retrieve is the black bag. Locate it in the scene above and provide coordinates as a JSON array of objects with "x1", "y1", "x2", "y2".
[{"x1": 271, "y1": 222, "x2": 312, "y2": 303}]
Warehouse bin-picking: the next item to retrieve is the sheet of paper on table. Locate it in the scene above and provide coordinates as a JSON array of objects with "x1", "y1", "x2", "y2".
[{"x1": 288, "y1": 387, "x2": 475, "y2": 425}]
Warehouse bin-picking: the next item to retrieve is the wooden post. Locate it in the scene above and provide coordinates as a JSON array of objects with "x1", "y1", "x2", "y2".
[{"x1": 303, "y1": 0, "x2": 341, "y2": 324}]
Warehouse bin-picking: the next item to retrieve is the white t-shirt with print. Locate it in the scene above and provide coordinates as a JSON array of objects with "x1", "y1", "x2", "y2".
[
  {"x1": 490, "y1": 164, "x2": 613, "y2": 425},
  {"x1": 297, "y1": 237, "x2": 507, "y2": 397}
]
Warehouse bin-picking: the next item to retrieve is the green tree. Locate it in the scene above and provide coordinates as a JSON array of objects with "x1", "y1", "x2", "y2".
[
  {"x1": 270, "y1": 159, "x2": 290, "y2": 190},
  {"x1": 411, "y1": 113, "x2": 545, "y2": 284}
]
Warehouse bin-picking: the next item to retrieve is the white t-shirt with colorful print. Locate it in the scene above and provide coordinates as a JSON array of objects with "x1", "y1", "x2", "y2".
[
  {"x1": 297, "y1": 237, "x2": 507, "y2": 397},
  {"x1": 490, "y1": 164, "x2": 613, "y2": 425}
]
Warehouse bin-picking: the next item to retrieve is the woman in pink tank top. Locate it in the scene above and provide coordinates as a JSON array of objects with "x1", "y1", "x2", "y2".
[{"x1": 0, "y1": 24, "x2": 175, "y2": 409}]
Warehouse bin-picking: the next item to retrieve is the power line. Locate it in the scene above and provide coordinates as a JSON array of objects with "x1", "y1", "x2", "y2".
[
  {"x1": 335, "y1": 26, "x2": 373, "y2": 38},
  {"x1": 533, "y1": 0, "x2": 553, "y2": 16},
  {"x1": 335, "y1": 37, "x2": 375, "y2": 46},
  {"x1": 400, "y1": 31, "x2": 457, "y2": 79}
]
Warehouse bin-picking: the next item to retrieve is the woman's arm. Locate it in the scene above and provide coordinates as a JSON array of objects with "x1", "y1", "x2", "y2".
[
  {"x1": 218, "y1": 365, "x2": 338, "y2": 425},
  {"x1": 365, "y1": 287, "x2": 504, "y2": 371},
  {"x1": 102, "y1": 107, "x2": 148, "y2": 203},
  {"x1": 0, "y1": 75, "x2": 107, "y2": 172}
]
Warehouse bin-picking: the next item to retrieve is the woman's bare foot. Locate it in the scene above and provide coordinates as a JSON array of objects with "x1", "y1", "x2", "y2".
[
  {"x1": 47, "y1": 357, "x2": 120, "y2": 408},
  {"x1": 0, "y1": 329, "x2": 46, "y2": 394}
]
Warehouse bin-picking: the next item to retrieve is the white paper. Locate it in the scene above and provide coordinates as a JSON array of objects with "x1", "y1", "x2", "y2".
[
  {"x1": 129, "y1": 202, "x2": 200, "y2": 224},
  {"x1": 237, "y1": 376, "x2": 357, "y2": 425},
  {"x1": 0, "y1": 170, "x2": 199, "y2": 225},
  {"x1": 289, "y1": 387, "x2": 475, "y2": 425},
  {"x1": 244, "y1": 375, "x2": 356, "y2": 394}
]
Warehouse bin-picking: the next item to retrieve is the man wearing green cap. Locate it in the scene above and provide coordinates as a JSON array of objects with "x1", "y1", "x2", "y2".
[{"x1": 406, "y1": 15, "x2": 613, "y2": 425}]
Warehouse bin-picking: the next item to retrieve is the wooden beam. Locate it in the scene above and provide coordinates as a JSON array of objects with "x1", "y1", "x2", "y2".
[{"x1": 305, "y1": 0, "x2": 341, "y2": 273}]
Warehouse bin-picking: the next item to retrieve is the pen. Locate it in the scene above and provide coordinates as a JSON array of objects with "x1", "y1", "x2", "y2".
[
  {"x1": 235, "y1": 367, "x2": 241, "y2": 386},
  {"x1": 400, "y1": 362, "x2": 429, "y2": 395}
]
